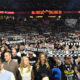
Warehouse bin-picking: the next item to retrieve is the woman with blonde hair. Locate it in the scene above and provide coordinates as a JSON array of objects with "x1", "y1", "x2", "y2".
[
  {"x1": 33, "y1": 53, "x2": 52, "y2": 80},
  {"x1": 19, "y1": 56, "x2": 34, "y2": 80}
]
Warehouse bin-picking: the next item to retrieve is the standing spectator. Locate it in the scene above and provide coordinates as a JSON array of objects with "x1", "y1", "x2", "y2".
[
  {"x1": 3, "y1": 52, "x2": 22, "y2": 80},
  {"x1": 0, "y1": 59, "x2": 15, "y2": 80},
  {"x1": 19, "y1": 56, "x2": 34, "y2": 80},
  {"x1": 48, "y1": 57, "x2": 57, "y2": 69},
  {"x1": 25, "y1": 43, "x2": 29, "y2": 48},
  {"x1": 12, "y1": 49, "x2": 21, "y2": 64},
  {"x1": 75, "y1": 65, "x2": 80, "y2": 80},
  {"x1": 53, "y1": 56, "x2": 79, "y2": 80},
  {"x1": 0, "y1": 50, "x2": 2, "y2": 59},
  {"x1": 17, "y1": 49, "x2": 26, "y2": 58},
  {"x1": 1, "y1": 46, "x2": 6, "y2": 61},
  {"x1": 27, "y1": 51, "x2": 37, "y2": 66},
  {"x1": 33, "y1": 53, "x2": 52, "y2": 80},
  {"x1": 15, "y1": 45, "x2": 19, "y2": 52}
]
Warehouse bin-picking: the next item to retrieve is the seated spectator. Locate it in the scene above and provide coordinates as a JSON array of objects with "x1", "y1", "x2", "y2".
[
  {"x1": 0, "y1": 59, "x2": 15, "y2": 80},
  {"x1": 12, "y1": 49, "x2": 21, "y2": 64},
  {"x1": 19, "y1": 56, "x2": 34, "y2": 80}
]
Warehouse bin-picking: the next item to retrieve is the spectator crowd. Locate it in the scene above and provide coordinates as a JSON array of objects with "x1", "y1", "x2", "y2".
[{"x1": 0, "y1": 31, "x2": 80, "y2": 80}]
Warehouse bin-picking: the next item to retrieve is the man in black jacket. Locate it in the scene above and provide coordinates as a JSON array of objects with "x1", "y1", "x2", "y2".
[{"x1": 54, "y1": 56, "x2": 80, "y2": 80}]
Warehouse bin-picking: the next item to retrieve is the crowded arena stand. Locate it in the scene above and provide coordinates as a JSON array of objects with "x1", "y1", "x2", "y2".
[{"x1": 0, "y1": 0, "x2": 80, "y2": 80}]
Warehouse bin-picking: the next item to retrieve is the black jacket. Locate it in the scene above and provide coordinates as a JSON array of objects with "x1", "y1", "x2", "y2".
[{"x1": 33, "y1": 63, "x2": 52, "y2": 80}]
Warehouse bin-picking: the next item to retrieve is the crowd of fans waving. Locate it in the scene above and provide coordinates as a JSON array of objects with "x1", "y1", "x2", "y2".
[{"x1": 0, "y1": 34, "x2": 80, "y2": 80}]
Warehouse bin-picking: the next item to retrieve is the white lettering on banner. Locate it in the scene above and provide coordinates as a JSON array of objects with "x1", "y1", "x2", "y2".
[
  {"x1": 26, "y1": 47, "x2": 38, "y2": 52},
  {"x1": 58, "y1": 42, "x2": 80, "y2": 46},
  {"x1": 9, "y1": 40, "x2": 25, "y2": 44},
  {"x1": 66, "y1": 74, "x2": 73, "y2": 80},
  {"x1": 26, "y1": 40, "x2": 37, "y2": 43},
  {"x1": 8, "y1": 39, "x2": 80, "y2": 47},
  {"x1": 25, "y1": 47, "x2": 80, "y2": 57},
  {"x1": 31, "y1": 48, "x2": 37, "y2": 51},
  {"x1": 38, "y1": 48, "x2": 45, "y2": 52}
]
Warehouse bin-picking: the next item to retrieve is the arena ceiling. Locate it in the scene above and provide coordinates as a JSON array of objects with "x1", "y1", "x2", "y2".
[{"x1": 0, "y1": 0, "x2": 80, "y2": 11}]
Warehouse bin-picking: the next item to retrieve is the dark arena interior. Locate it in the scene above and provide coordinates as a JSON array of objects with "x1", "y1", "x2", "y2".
[{"x1": 0, "y1": 0, "x2": 80, "y2": 80}]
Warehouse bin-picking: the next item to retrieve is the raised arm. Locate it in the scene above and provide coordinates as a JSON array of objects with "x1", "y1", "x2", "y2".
[
  {"x1": 53, "y1": 56, "x2": 61, "y2": 66},
  {"x1": 75, "y1": 57, "x2": 80, "y2": 65}
]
